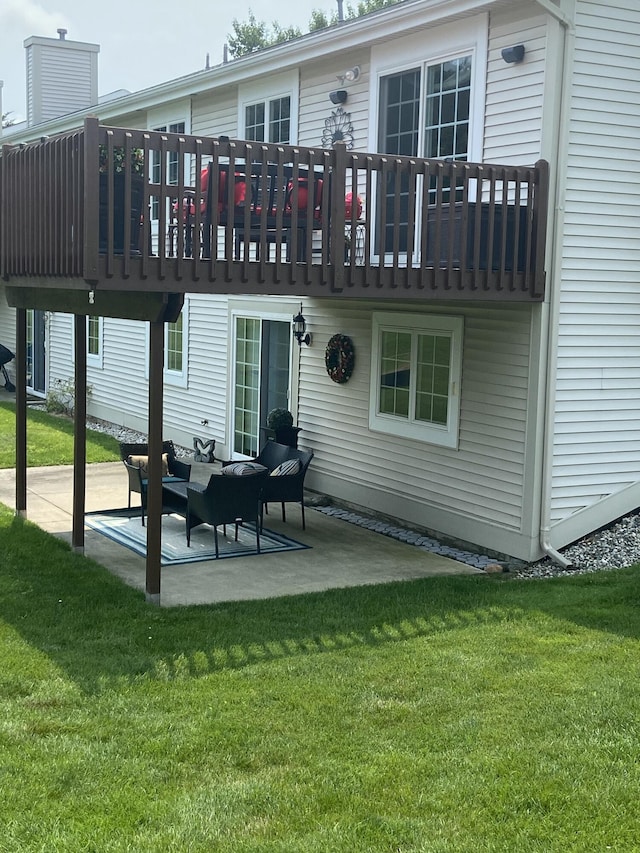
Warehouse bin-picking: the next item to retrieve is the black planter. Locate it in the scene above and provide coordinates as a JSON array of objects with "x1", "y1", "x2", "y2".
[
  {"x1": 262, "y1": 425, "x2": 301, "y2": 449},
  {"x1": 99, "y1": 173, "x2": 144, "y2": 254},
  {"x1": 425, "y1": 202, "x2": 531, "y2": 272}
]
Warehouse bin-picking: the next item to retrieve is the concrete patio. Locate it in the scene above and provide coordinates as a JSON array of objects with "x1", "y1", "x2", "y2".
[{"x1": 0, "y1": 448, "x2": 479, "y2": 606}]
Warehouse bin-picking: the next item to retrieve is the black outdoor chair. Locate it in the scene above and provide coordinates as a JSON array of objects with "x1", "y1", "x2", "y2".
[
  {"x1": 185, "y1": 469, "x2": 268, "y2": 557},
  {"x1": 119, "y1": 440, "x2": 191, "y2": 526},
  {"x1": 223, "y1": 442, "x2": 314, "y2": 530},
  {"x1": 0, "y1": 344, "x2": 16, "y2": 392}
]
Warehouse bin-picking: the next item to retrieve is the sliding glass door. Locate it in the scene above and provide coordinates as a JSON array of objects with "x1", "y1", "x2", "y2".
[{"x1": 233, "y1": 317, "x2": 291, "y2": 457}]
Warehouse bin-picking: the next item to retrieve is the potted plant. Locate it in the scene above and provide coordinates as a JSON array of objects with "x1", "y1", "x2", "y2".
[
  {"x1": 98, "y1": 145, "x2": 145, "y2": 254},
  {"x1": 265, "y1": 408, "x2": 301, "y2": 448}
]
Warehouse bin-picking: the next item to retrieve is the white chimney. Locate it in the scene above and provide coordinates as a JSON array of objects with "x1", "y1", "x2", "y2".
[{"x1": 24, "y1": 31, "x2": 100, "y2": 126}]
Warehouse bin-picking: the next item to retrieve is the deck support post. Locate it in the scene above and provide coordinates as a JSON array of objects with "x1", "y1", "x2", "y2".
[
  {"x1": 15, "y1": 308, "x2": 27, "y2": 516},
  {"x1": 72, "y1": 314, "x2": 87, "y2": 552},
  {"x1": 145, "y1": 319, "x2": 164, "y2": 605}
]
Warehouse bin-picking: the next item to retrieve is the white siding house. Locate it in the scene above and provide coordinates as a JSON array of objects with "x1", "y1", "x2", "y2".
[{"x1": 2, "y1": 0, "x2": 640, "y2": 564}]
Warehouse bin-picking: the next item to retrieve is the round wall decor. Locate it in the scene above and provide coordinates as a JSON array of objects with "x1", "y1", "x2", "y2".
[{"x1": 325, "y1": 334, "x2": 355, "y2": 383}]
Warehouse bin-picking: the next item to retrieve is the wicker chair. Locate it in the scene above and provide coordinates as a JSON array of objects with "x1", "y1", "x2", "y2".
[
  {"x1": 186, "y1": 469, "x2": 268, "y2": 557},
  {"x1": 223, "y1": 442, "x2": 314, "y2": 530},
  {"x1": 119, "y1": 441, "x2": 191, "y2": 525}
]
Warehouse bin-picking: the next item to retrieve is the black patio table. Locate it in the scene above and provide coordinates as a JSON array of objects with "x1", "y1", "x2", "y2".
[{"x1": 162, "y1": 480, "x2": 193, "y2": 516}]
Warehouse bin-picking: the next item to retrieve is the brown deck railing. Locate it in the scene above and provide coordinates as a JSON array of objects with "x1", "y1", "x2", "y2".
[{"x1": 0, "y1": 117, "x2": 549, "y2": 301}]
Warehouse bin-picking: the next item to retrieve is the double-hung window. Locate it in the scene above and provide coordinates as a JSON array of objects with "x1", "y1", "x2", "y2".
[
  {"x1": 87, "y1": 315, "x2": 103, "y2": 368},
  {"x1": 369, "y1": 312, "x2": 463, "y2": 448},
  {"x1": 244, "y1": 96, "x2": 291, "y2": 144},
  {"x1": 164, "y1": 299, "x2": 188, "y2": 387},
  {"x1": 239, "y1": 72, "x2": 298, "y2": 145}
]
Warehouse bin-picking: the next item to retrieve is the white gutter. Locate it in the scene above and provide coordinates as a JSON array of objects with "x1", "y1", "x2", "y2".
[{"x1": 532, "y1": 0, "x2": 576, "y2": 567}]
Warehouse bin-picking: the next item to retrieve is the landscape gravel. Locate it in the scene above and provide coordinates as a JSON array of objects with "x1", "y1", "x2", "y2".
[{"x1": 84, "y1": 416, "x2": 640, "y2": 581}]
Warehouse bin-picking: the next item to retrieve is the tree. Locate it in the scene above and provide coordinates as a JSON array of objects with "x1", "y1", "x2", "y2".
[
  {"x1": 227, "y1": 11, "x2": 270, "y2": 57},
  {"x1": 227, "y1": 1, "x2": 400, "y2": 57},
  {"x1": 308, "y1": 9, "x2": 336, "y2": 30},
  {"x1": 350, "y1": 0, "x2": 398, "y2": 15},
  {"x1": 2, "y1": 111, "x2": 15, "y2": 129},
  {"x1": 227, "y1": 9, "x2": 302, "y2": 58}
]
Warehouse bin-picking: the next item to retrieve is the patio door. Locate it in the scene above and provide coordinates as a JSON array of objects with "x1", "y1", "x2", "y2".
[
  {"x1": 376, "y1": 55, "x2": 472, "y2": 258},
  {"x1": 232, "y1": 317, "x2": 291, "y2": 457},
  {"x1": 26, "y1": 309, "x2": 46, "y2": 395}
]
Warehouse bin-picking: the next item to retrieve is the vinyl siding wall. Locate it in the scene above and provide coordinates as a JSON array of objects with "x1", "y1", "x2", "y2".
[
  {"x1": 550, "y1": 0, "x2": 640, "y2": 542},
  {"x1": 484, "y1": 5, "x2": 547, "y2": 165},
  {"x1": 299, "y1": 300, "x2": 540, "y2": 558},
  {"x1": 299, "y1": 54, "x2": 369, "y2": 150}
]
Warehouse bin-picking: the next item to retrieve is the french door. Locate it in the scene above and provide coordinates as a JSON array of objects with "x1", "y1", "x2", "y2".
[
  {"x1": 377, "y1": 55, "x2": 472, "y2": 256},
  {"x1": 232, "y1": 317, "x2": 291, "y2": 457}
]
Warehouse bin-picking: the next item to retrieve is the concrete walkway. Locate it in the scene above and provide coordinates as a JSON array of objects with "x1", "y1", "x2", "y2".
[{"x1": 0, "y1": 452, "x2": 479, "y2": 607}]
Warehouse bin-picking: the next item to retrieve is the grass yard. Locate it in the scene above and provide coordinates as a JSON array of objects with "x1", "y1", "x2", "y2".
[
  {"x1": 1, "y1": 500, "x2": 640, "y2": 852},
  {"x1": 0, "y1": 401, "x2": 120, "y2": 468}
]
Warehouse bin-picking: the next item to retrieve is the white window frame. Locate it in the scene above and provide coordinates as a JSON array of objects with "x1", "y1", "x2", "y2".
[
  {"x1": 368, "y1": 16, "x2": 487, "y2": 265},
  {"x1": 227, "y1": 298, "x2": 300, "y2": 458},
  {"x1": 369, "y1": 312, "x2": 463, "y2": 449},
  {"x1": 86, "y1": 314, "x2": 103, "y2": 369},
  {"x1": 238, "y1": 71, "x2": 299, "y2": 144},
  {"x1": 368, "y1": 15, "x2": 487, "y2": 159},
  {"x1": 147, "y1": 104, "x2": 191, "y2": 248},
  {"x1": 164, "y1": 297, "x2": 189, "y2": 388},
  {"x1": 144, "y1": 299, "x2": 190, "y2": 388}
]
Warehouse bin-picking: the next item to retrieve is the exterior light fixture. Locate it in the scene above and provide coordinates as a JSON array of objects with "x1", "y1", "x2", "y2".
[
  {"x1": 329, "y1": 89, "x2": 348, "y2": 105},
  {"x1": 293, "y1": 304, "x2": 311, "y2": 346},
  {"x1": 501, "y1": 44, "x2": 525, "y2": 64},
  {"x1": 337, "y1": 65, "x2": 360, "y2": 85}
]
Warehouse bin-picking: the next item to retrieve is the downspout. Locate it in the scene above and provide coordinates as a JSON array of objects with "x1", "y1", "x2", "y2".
[{"x1": 532, "y1": 0, "x2": 576, "y2": 567}]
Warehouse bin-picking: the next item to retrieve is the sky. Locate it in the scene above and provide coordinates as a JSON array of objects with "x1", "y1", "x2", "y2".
[{"x1": 0, "y1": 0, "x2": 336, "y2": 121}]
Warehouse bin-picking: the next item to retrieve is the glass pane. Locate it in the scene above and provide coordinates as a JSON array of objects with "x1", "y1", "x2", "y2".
[
  {"x1": 395, "y1": 388, "x2": 410, "y2": 418},
  {"x1": 415, "y1": 391, "x2": 432, "y2": 422},
  {"x1": 264, "y1": 321, "x2": 291, "y2": 417},
  {"x1": 269, "y1": 97, "x2": 291, "y2": 144},
  {"x1": 441, "y1": 91, "x2": 456, "y2": 125},
  {"x1": 432, "y1": 395, "x2": 448, "y2": 425},
  {"x1": 87, "y1": 316, "x2": 100, "y2": 356},
  {"x1": 424, "y1": 55, "x2": 472, "y2": 202},
  {"x1": 415, "y1": 332, "x2": 451, "y2": 425},
  {"x1": 433, "y1": 365, "x2": 450, "y2": 395},
  {"x1": 234, "y1": 317, "x2": 261, "y2": 456},
  {"x1": 245, "y1": 103, "x2": 265, "y2": 142},
  {"x1": 166, "y1": 312, "x2": 183, "y2": 373},
  {"x1": 378, "y1": 69, "x2": 421, "y2": 255},
  {"x1": 379, "y1": 331, "x2": 411, "y2": 418},
  {"x1": 435, "y1": 335, "x2": 451, "y2": 365}
]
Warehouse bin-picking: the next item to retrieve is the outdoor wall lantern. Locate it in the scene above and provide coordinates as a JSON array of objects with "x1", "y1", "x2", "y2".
[
  {"x1": 501, "y1": 44, "x2": 525, "y2": 64},
  {"x1": 329, "y1": 89, "x2": 348, "y2": 105},
  {"x1": 293, "y1": 305, "x2": 312, "y2": 346}
]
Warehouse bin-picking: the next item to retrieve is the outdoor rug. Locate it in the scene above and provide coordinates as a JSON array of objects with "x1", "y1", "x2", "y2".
[{"x1": 86, "y1": 508, "x2": 309, "y2": 565}]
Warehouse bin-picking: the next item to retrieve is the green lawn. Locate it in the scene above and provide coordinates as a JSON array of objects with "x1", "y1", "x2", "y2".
[
  {"x1": 0, "y1": 401, "x2": 120, "y2": 468},
  {"x1": 1, "y1": 400, "x2": 639, "y2": 849},
  {"x1": 1, "y1": 500, "x2": 639, "y2": 851}
]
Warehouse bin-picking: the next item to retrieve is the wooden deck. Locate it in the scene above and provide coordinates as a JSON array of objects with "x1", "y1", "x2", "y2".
[{"x1": 1, "y1": 117, "x2": 549, "y2": 308}]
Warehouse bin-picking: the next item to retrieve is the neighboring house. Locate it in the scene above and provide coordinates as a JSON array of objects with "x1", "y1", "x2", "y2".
[{"x1": 1, "y1": 0, "x2": 639, "y2": 567}]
